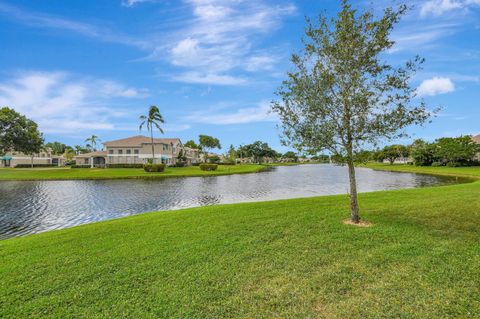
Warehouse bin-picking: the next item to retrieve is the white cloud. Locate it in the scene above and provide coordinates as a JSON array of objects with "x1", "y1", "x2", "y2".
[
  {"x1": 421, "y1": 0, "x2": 463, "y2": 17},
  {"x1": 121, "y1": 0, "x2": 156, "y2": 7},
  {"x1": 0, "y1": 2, "x2": 148, "y2": 49},
  {"x1": 172, "y1": 72, "x2": 247, "y2": 85},
  {"x1": 391, "y1": 23, "x2": 459, "y2": 52},
  {"x1": 158, "y1": 0, "x2": 296, "y2": 84},
  {"x1": 0, "y1": 1, "x2": 295, "y2": 86},
  {"x1": 245, "y1": 55, "x2": 277, "y2": 72},
  {"x1": 185, "y1": 101, "x2": 276, "y2": 124},
  {"x1": 417, "y1": 77, "x2": 455, "y2": 97},
  {"x1": 420, "y1": 0, "x2": 480, "y2": 17},
  {"x1": 0, "y1": 71, "x2": 147, "y2": 134}
]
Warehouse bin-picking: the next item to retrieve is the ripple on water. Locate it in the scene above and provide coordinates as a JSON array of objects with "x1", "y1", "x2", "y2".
[{"x1": 0, "y1": 165, "x2": 468, "y2": 239}]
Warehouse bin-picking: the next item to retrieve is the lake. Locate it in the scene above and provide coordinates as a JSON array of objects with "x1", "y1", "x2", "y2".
[{"x1": 0, "y1": 164, "x2": 466, "y2": 239}]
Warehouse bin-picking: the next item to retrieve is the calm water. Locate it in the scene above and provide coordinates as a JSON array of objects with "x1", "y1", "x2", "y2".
[{"x1": 0, "y1": 165, "x2": 466, "y2": 239}]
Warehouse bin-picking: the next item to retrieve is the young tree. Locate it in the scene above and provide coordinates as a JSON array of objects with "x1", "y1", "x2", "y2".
[
  {"x1": 198, "y1": 135, "x2": 221, "y2": 163},
  {"x1": 0, "y1": 107, "x2": 44, "y2": 167},
  {"x1": 139, "y1": 105, "x2": 165, "y2": 163},
  {"x1": 184, "y1": 140, "x2": 199, "y2": 149},
  {"x1": 410, "y1": 139, "x2": 437, "y2": 166},
  {"x1": 381, "y1": 144, "x2": 410, "y2": 164},
  {"x1": 435, "y1": 136, "x2": 478, "y2": 166},
  {"x1": 85, "y1": 135, "x2": 100, "y2": 152},
  {"x1": 272, "y1": 1, "x2": 433, "y2": 223},
  {"x1": 44, "y1": 141, "x2": 67, "y2": 155},
  {"x1": 242, "y1": 141, "x2": 277, "y2": 163},
  {"x1": 227, "y1": 144, "x2": 237, "y2": 162},
  {"x1": 282, "y1": 151, "x2": 299, "y2": 162},
  {"x1": 74, "y1": 145, "x2": 88, "y2": 155}
]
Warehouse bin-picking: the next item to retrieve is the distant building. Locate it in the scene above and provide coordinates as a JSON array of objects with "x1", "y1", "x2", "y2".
[
  {"x1": 74, "y1": 135, "x2": 200, "y2": 168},
  {"x1": 473, "y1": 134, "x2": 480, "y2": 160},
  {"x1": 0, "y1": 149, "x2": 66, "y2": 168}
]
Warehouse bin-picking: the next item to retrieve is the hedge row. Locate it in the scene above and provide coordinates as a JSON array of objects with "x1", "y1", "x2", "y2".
[
  {"x1": 219, "y1": 162, "x2": 236, "y2": 166},
  {"x1": 107, "y1": 164, "x2": 144, "y2": 168},
  {"x1": 199, "y1": 163, "x2": 218, "y2": 171},
  {"x1": 143, "y1": 163, "x2": 166, "y2": 172},
  {"x1": 71, "y1": 165, "x2": 92, "y2": 169},
  {"x1": 14, "y1": 164, "x2": 56, "y2": 168}
]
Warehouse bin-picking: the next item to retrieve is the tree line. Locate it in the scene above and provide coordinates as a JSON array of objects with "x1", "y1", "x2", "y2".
[{"x1": 350, "y1": 136, "x2": 479, "y2": 167}]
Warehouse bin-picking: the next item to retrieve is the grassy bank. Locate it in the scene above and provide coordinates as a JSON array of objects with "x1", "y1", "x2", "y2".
[
  {"x1": 0, "y1": 164, "x2": 267, "y2": 181},
  {"x1": 1, "y1": 166, "x2": 479, "y2": 318},
  {"x1": 363, "y1": 162, "x2": 480, "y2": 178}
]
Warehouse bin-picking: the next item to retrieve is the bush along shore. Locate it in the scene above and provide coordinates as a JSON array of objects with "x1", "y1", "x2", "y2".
[{"x1": 0, "y1": 165, "x2": 479, "y2": 317}]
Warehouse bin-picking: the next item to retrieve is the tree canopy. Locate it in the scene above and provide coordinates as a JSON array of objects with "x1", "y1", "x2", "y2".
[
  {"x1": 0, "y1": 107, "x2": 43, "y2": 157},
  {"x1": 184, "y1": 140, "x2": 199, "y2": 149},
  {"x1": 271, "y1": 1, "x2": 433, "y2": 223},
  {"x1": 239, "y1": 141, "x2": 278, "y2": 163}
]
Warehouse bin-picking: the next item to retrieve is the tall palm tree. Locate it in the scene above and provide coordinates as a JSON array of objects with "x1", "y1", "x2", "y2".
[
  {"x1": 85, "y1": 135, "x2": 100, "y2": 151},
  {"x1": 139, "y1": 105, "x2": 165, "y2": 163}
]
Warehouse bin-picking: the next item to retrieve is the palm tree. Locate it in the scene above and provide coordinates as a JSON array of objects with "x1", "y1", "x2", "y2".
[
  {"x1": 85, "y1": 135, "x2": 100, "y2": 151},
  {"x1": 139, "y1": 105, "x2": 165, "y2": 163}
]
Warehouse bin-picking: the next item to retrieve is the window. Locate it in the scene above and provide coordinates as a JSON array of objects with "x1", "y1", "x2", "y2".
[
  {"x1": 126, "y1": 149, "x2": 131, "y2": 155},
  {"x1": 134, "y1": 149, "x2": 139, "y2": 155},
  {"x1": 118, "y1": 150, "x2": 123, "y2": 155},
  {"x1": 84, "y1": 159, "x2": 89, "y2": 164},
  {"x1": 109, "y1": 150, "x2": 114, "y2": 155}
]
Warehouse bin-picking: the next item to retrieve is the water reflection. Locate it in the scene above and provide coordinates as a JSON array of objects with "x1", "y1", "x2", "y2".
[{"x1": 0, "y1": 165, "x2": 468, "y2": 239}]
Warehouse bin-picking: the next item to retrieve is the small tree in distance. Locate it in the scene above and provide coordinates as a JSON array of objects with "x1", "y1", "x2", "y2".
[
  {"x1": 272, "y1": 1, "x2": 434, "y2": 223},
  {"x1": 199, "y1": 135, "x2": 221, "y2": 163},
  {"x1": 139, "y1": 105, "x2": 165, "y2": 164}
]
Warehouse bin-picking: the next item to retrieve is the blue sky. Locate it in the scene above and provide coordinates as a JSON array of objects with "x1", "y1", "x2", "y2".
[{"x1": 0, "y1": 0, "x2": 479, "y2": 152}]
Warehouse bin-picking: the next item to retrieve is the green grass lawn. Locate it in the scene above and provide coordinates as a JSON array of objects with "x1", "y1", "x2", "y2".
[
  {"x1": 363, "y1": 162, "x2": 480, "y2": 178},
  {"x1": 0, "y1": 164, "x2": 267, "y2": 181},
  {"x1": 1, "y1": 165, "x2": 480, "y2": 318}
]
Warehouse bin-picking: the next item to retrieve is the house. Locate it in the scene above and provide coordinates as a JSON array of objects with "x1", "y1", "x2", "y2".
[
  {"x1": 74, "y1": 135, "x2": 200, "y2": 167},
  {"x1": 0, "y1": 149, "x2": 66, "y2": 168},
  {"x1": 473, "y1": 134, "x2": 480, "y2": 160}
]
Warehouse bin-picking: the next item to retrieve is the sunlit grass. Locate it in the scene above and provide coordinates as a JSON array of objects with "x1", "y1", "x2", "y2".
[
  {"x1": 1, "y1": 165, "x2": 479, "y2": 317},
  {"x1": 0, "y1": 164, "x2": 267, "y2": 181}
]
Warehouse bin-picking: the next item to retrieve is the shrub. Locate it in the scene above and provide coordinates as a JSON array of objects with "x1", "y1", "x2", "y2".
[
  {"x1": 171, "y1": 162, "x2": 186, "y2": 167},
  {"x1": 71, "y1": 165, "x2": 91, "y2": 168},
  {"x1": 14, "y1": 164, "x2": 56, "y2": 168},
  {"x1": 220, "y1": 161, "x2": 236, "y2": 166},
  {"x1": 199, "y1": 163, "x2": 218, "y2": 171},
  {"x1": 107, "y1": 164, "x2": 144, "y2": 169},
  {"x1": 431, "y1": 162, "x2": 444, "y2": 167},
  {"x1": 143, "y1": 163, "x2": 166, "y2": 172},
  {"x1": 446, "y1": 161, "x2": 462, "y2": 167}
]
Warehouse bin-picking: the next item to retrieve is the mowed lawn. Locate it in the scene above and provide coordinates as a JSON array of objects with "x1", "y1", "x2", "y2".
[
  {"x1": 1, "y1": 166, "x2": 480, "y2": 318},
  {"x1": 0, "y1": 164, "x2": 266, "y2": 181},
  {"x1": 364, "y1": 162, "x2": 480, "y2": 178}
]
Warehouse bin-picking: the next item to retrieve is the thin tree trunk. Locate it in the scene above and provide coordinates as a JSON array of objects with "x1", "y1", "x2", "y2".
[
  {"x1": 150, "y1": 128, "x2": 155, "y2": 163},
  {"x1": 346, "y1": 154, "x2": 360, "y2": 223}
]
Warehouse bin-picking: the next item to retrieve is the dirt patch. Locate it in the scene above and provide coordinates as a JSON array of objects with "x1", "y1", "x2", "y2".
[{"x1": 343, "y1": 219, "x2": 373, "y2": 227}]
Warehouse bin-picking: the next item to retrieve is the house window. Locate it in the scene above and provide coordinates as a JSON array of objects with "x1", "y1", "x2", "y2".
[
  {"x1": 134, "y1": 149, "x2": 139, "y2": 155},
  {"x1": 118, "y1": 150, "x2": 123, "y2": 155},
  {"x1": 84, "y1": 159, "x2": 89, "y2": 164},
  {"x1": 126, "y1": 149, "x2": 131, "y2": 155},
  {"x1": 109, "y1": 150, "x2": 114, "y2": 155}
]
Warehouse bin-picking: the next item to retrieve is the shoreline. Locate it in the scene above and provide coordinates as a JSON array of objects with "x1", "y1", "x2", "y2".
[
  {"x1": 0, "y1": 164, "x2": 271, "y2": 181},
  {"x1": 1, "y1": 165, "x2": 479, "y2": 317}
]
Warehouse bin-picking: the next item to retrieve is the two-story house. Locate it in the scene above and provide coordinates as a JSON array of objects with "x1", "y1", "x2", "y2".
[{"x1": 74, "y1": 135, "x2": 200, "y2": 167}]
